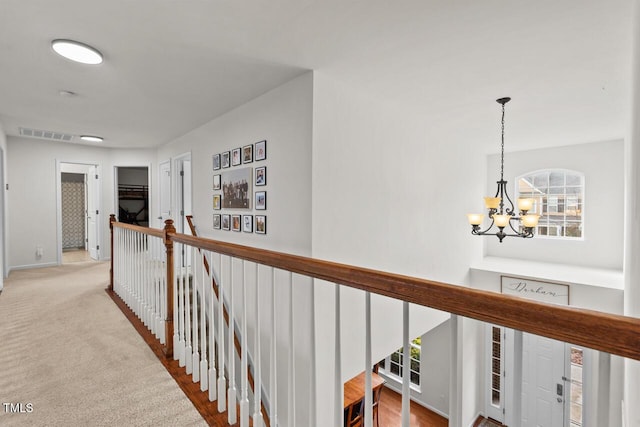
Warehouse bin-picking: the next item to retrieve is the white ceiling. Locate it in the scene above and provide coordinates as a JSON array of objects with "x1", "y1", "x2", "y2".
[{"x1": 0, "y1": 0, "x2": 633, "y2": 150}]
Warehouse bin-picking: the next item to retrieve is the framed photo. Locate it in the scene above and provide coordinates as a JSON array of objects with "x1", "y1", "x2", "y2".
[
  {"x1": 242, "y1": 144, "x2": 253, "y2": 164},
  {"x1": 222, "y1": 214, "x2": 231, "y2": 230},
  {"x1": 213, "y1": 194, "x2": 221, "y2": 210},
  {"x1": 500, "y1": 275, "x2": 570, "y2": 305},
  {"x1": 222, "y1": 151, "x2": 230, "y2": 168},
  {"x1": 255, "y1": 166, "x2": 266, "y2": 186},
  {"x1": 255, "y1": 140, "x2": 267, "y2": 161},
  {"x1": 231, "y1": 148, "x2": 241, "y2": 166},
  {"x1": 213, "y1": 174, "x2": 221, "y2": 190},
  {"x1": 213, "y1": 214, "x2": 221, "y2": 229},
  {"x1": 231, "y1": 214, "x2": 241, "y2": 232},
  {"x1": 213, "y1": 153, "x2": 221, "y2": 170},
  {"x1": 255, "y1": 215, "x2": 266, "y2": 234},
  {"x1": 255, "y1": 191, "x2": 266, "y2": 210},
  {"x1": 222, "y1": 167, "x2": 252, "y2": 209},
  {"x1": 242, "y1": 215, "x2": 253, "y2": 233}
]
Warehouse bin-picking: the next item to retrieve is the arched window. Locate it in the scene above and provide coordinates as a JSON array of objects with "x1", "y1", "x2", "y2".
[{"x1": 516, "y1": 169, "x2": 584, "y2": 239}]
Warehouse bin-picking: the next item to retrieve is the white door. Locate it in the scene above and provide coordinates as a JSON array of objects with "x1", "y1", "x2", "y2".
[
  {"x1": 521, "y1": 333, "x2": 566, "y2": 427},
  {"x1": 159, "y1": 160, "x2": 171, "y2": 226},
  {"x1": 181, "y1": 159, "x2": 192, "y2": 235},
  {"x1": 86, "y1": 166, "x2": 99, "y2": 260}
]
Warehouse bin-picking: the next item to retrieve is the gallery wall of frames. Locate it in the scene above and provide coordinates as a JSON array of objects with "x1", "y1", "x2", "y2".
[{"x1": 212, "y1": 139, "x2": 267, "y2": 234}]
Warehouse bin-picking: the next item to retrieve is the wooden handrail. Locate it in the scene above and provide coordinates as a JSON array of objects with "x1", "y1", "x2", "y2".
[
  {"x1": 110, "y1": 220, "x2": 640, "y2": 361},
  {"x1": 169, "y1": 230, "x2": 640, "y2": 361}
]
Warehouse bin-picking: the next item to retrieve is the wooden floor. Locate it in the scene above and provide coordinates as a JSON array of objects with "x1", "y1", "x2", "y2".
[{"x1": 378, "y1": 386, "x2": 448, "y2": 427}]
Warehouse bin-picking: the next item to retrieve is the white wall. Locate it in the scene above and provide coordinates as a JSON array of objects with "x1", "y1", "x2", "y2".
[
  {"x1": 311, "y1": 72, "x2": 485, "y2": 426},
  {"x1": 486, "y1": 140, "x2": 625, "y2": 270},
  {"x1": 6, "y1": 137, "x2": 154, "y2": 269},
  {"x1": 156, "y1": 72, "x2": 314, "y2": 427}
]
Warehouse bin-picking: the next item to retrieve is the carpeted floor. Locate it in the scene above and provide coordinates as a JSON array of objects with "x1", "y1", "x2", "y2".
[{"x1": 0, "y1": 261, "x2": 207, "y2": 427}]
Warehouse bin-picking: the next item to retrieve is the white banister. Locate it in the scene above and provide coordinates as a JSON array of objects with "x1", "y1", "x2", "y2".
[
  {"x1": 192, "y1": 246, "x2": 200, "y2": 382},
  {"x1": 364, "y1": 291, "x2": 372, "y2": 427},
  {"x1": 287, "y1": 272, "x2": 295, "y2": 427},
  {"x1": 401, "y1": 301, "x2": 410, "y2": 427},
  {"x1": 207, "y1": 251, "x2": 217, "y2": 402},
  {"x1": 270, "y1": 267, "x2": 279, "y2": 427},
  {"x1": 199, "y1": 246, "x2": 208, "y2": 390},
  {"x1": 227, "y1": 257, "x2": 237, "y2": 424},
  {"x1": 240, "y1": 261, "x2": 249, "y2": 427},
  {"x1": 335, "y1": 284, "x2": 342, "y2": 427},
  {"x1": 217, "y1": 254, "x2": 227, "y2": 413},
  {"x1": 253, "y1": 262, "x2": 263, "y2": 427}
]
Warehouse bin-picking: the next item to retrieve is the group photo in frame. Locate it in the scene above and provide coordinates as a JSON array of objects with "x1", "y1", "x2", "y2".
[
  {"x1": 255, "y1": 166, "x2": 266, "y2": 186},
  {"x1": 222, "y1": 167, "x2": 252, "y2": 209},
  {"x1": 254, "y1": 140, "x2": 267, "y2": 161},
  {"x1": 255, "y1": 191, "x2": 266, "y2": 210}
]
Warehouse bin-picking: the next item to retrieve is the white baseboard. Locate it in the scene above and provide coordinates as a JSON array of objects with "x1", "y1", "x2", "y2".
[{"x1": 9, "y1": 262, "x2": 58, "y2": 272}]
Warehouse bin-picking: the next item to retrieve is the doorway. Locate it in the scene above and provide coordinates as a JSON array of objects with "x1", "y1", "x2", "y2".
[
  {"x1": 115, "y1": 166, "x2": 149, "y2": 226},
  {"x1": 57, "y1": 162, "x2": 100, "y2": 264}
]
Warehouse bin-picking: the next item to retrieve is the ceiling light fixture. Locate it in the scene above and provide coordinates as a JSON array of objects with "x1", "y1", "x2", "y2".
[
  {"x1": 467, "y1": 97, "x2": 540, "y2": 242},
  {"x1": 80, "y1": 135, "x2": 104, "y2": 143},
  {"x1": 51, "y1": 39, "x2": 103, "y2": 65}
]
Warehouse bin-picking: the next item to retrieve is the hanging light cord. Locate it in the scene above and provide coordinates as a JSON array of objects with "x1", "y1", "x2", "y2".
[{"x1": 500, "y1": 101, "x2": 505, "y2": 182}]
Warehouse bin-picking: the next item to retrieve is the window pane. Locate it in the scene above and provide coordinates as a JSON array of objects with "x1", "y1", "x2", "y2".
[{"x1": 549, "y1": 172, "x2": 564, "y2": 186}]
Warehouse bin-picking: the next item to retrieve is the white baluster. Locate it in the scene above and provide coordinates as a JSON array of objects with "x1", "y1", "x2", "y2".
[
  {"x1": 401, "y1": 301, "x2": 410, "y2": 427},
  {"x1": 335, "y1": 283, "x2": 343, "y2": 427},
  {"x1": 364, "y1": 292, "x2": 372, "y2": 427},
  {"x1": 253, "y1": 263, "x2": 263, "y2": 427},
  {"x1": 271, "y1": 268, "x2": 279, "y2": 427},
  {"x1": 185, "y1": 247, "x2": 193, "y2": 375},
  {"x1": 172, "y1": 244, "x2": 180, "y2": 360},
  {"x1": 227, "y1": 257, "x2": 237, "y2": 424},
  {"x1": 288, "y1": 272, "x2": 295, "y2": 427},
  {"x1": 192, "y1": 245, "x2": 200, "y2": 382},
  {"x1": 200, "y1": 246, "x2": 208, "y2": 392},
  {"x1": 217, "y1": 254, "x2": 227, "y2": 413},
  {"x1": 208, "y1": 251, "x2": 217, "y2": 402},
  {"x1": 240, "y1": 261, "x2": 249, "y2": 427}
]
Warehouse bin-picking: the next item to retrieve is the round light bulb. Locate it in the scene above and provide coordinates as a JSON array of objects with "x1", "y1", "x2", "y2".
[{"x1": 52, "y1": 39, "x2": 103, "y2": 65}]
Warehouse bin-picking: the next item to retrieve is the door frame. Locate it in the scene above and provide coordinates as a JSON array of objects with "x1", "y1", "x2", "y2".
[
  {"x1": 56, "y1": 160, "x2": 101, "y2": 264},
  {"x1": 113, "y1": 164, "x2": 152, "y2": 225}
]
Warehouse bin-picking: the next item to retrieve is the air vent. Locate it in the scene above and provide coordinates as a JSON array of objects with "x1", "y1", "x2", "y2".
[{"x1": 19, "y1": 127, "x2": 74, "y2": 142}]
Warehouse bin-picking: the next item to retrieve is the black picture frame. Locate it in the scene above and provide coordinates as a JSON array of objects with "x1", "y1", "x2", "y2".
[
  {"x1": 255, "y1": 191, "x2": 266, "y2": 210},
  {"x1": 213, "y1": 194, "x2": 221, "y2": 210},
  {"x1": 255, "y1": 166, "x2": 266, "y2": 186},
  {"x1": 243, "y1": 215, "x2": 253, "y2": 233},
  {"x1": 231, "y1": 214, "x2": 241, "y2": 232},
  {"x1": 255, "y1": 140, "x2": 267, "y2": 161},
  {"x1": 222, "y1": 214, "x2": 230, "y2": 230},
  {"x1": 213, "y1": 174, "x2": 221, "y2": 190},
  {"x1": 213, "y1": 214, "x2": 221, "y2": 229},
  {"x1": 231, "y1": 147, "x2": 241, "y2": 166},
  {"x1": 213, "y1": 153, "x2": 221, "y2": 170},
  {"x1": 222, "y1": 151, "x2": 230, "y2": 168},
  {"x1": 242, "y1": 144, "x2": 253, "y2": 164},
  {"x1": 255, "y1": 215, "x2": 266, "y2": 234}
]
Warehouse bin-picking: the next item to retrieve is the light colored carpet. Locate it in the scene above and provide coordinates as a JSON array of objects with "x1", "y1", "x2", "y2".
[{"x1": 0, "y1": 261, "x2": 207, "y2": 427}]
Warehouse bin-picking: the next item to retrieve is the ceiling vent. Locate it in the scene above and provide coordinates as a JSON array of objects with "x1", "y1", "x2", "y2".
[{"x1": 19, "y1": 127, "x2": 74, "y2": 142}]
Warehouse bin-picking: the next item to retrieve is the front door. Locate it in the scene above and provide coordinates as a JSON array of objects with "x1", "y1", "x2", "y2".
[{"x1": 521, "y1": 333, "x2": 566, "y2": 427}]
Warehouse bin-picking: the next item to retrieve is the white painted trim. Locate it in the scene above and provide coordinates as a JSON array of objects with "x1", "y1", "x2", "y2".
[{"x1": 10, "y1": 262, "x2": 58, "y2": 271}]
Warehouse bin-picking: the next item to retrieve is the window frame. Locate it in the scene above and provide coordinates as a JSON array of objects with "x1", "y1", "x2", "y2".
[
  {"x1": 516, "y1": 168, "x2": 585, "y2": 241},
  {"x1": 378, "y1": 336, "x2": 422, "y2": 392}
]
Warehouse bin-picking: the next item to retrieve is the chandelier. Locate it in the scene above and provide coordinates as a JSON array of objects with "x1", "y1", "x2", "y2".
[{"x1": 467, "y1": 97, "x2": 539, "y2": 242}]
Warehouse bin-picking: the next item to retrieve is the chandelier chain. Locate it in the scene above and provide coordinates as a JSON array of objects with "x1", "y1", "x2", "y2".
[{"x1": 500, "y1": 101, "x2": 505, "y2": 181}]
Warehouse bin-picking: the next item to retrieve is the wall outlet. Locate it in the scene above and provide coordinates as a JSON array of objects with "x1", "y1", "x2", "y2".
[{"x1": 36, "y1": 246, "x2": 43, "y2": 258}]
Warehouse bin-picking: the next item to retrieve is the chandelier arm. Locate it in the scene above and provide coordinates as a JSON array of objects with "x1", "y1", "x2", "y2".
[{"x1": 471, "y1": 219, "x2": 498, "y2": 235}]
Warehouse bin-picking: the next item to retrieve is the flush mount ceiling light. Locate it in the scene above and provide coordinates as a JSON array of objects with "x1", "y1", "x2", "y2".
[
  {"x1": 467, "y1": 97, "x2": 540, "y2": 242},
  {"x1": 51, "y1": 39, "x2": 103, "y2": 65},
  {"x1": 80, "y1": 135, "x2": 103, "y2": 143}
]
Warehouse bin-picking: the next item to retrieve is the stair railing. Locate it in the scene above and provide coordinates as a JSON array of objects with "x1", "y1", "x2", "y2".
[{"x1": 110, "y1": 215, "x2": 640, "y2": 427}]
